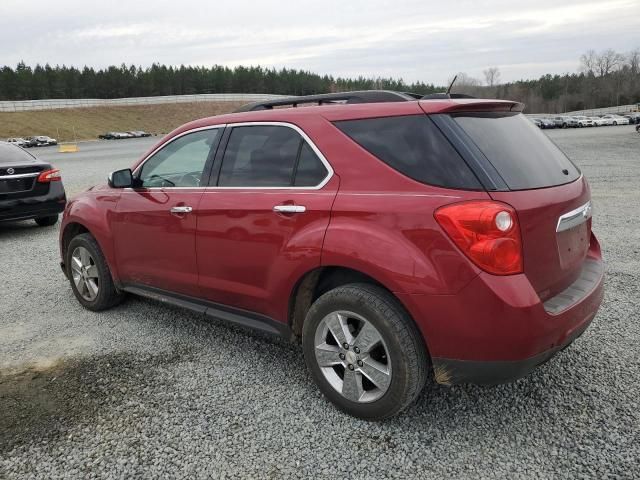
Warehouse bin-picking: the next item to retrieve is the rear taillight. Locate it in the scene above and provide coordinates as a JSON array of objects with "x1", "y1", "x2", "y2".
[
  {"x1": 37, "y1": 169, "x2": 61, "y2": 183},
  {"x1": 435, "y1": 200, "x2": 523, "y2": 275}
]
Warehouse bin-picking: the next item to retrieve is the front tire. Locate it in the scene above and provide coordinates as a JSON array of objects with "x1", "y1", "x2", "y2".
[
  {"x1": 302, "y1": 284, "x2": 428, "y2": 420},
  {"x1": 66, "y1": 233, "x2": 124, "y2": 311},
  {"x1": 35, "y1": 215, "x2": 58, "y2": 227}
]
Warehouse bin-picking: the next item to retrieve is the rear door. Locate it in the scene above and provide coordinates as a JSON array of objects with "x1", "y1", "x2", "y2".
[
  {"x1": 446, "y1": 112, "x2": 591, "y2": 300},
  {"x1": 196, "y1": 122, "x2": 337, "y2": 321},
  {"x1": 112, "y1": 127, "x2": 223, "y2": 297}
]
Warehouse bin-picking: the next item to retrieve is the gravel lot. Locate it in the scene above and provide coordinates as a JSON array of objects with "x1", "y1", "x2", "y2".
[{"x1": 1, "y1": 127, "x2": 639, "y2": 479}]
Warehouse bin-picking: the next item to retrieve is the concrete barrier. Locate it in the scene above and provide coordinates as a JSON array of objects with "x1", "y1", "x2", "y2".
[{"x1": 0, "y1": 94, "x2": 285, "y2": 113}]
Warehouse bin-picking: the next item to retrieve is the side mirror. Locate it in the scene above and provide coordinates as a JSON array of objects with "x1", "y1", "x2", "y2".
[{"x1": 108, "y1": 168, "x2": 134, "y2": 188}]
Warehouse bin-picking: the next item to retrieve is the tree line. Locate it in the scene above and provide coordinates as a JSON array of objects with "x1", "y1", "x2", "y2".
[
  {"x1": 0, "y1": 63, "x2": 440, "y2": 102},
  {"x1": 0, "y1": 48, "x2": 638, "y2": 113},
  {"x1": 447, "y1": 48, "x2": 640, "y2": 113}
]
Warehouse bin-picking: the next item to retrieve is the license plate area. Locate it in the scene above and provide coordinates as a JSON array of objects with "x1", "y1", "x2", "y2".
[
  {"x1": 0, "y1": 177, "x2": 35, "y2": 194},
  {"x1": 557, "y1": 221, "x2": 589, "y2": 269}
]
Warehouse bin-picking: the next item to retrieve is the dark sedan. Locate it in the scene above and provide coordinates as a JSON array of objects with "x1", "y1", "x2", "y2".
[
  {"x1": 0, "y1": 142, "x2": 66, "y2": 226},
  {"x1": 531, "y1": 118, "x2": 555, "y2": 129}
]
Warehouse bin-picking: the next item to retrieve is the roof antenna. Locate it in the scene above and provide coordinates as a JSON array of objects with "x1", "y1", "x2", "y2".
[{"x1": 445, "y1": 75, "x2": 458, "y2": 98}]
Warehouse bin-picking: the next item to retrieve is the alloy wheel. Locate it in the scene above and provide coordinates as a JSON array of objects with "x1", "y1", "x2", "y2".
[
  {"x1": 314, "y1": 310, "x2": 392, "y2": 403},
  {"x1": 70, "y1": 246, "x2": 99, "y2": 301}
]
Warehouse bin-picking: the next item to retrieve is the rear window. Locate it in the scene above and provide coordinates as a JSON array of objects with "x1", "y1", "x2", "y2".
[
  {"x1": 0, "y1": 143, "x2": 34, "y2": 164},
  {"x1": 451, "y1": 113, "x2": 580, "y2": 190},
  {"x1": 334, "y1": 115, "x2": 482, "y2": 190}
]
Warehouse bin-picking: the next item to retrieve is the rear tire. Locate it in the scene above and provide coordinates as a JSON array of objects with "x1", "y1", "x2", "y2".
[
  {"x1": 34, "y1": 215, "x2": 58, "y2": 227},
  {"x1": 302, "y1": 283, "x2": 428, "y2": 420},
  {"x1": 66, "y1": 233, "x2": 124, "y2": 311}
]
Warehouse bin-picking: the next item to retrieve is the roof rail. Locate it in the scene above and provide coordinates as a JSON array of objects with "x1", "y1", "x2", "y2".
[{"x1": 234, "y1": 90, "x2": 418, "y2": 112}]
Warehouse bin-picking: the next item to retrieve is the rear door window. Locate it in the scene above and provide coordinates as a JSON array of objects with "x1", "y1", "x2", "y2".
[
  {"x1": 293, "y1": 142, "x2": 328, "y2": 187},
  {"x1": 218, "y1": 125, "x2": 328, "y2": 187},
  {"x1": 451, "y1": 112, "x2": 580, "y2": 190},
  {"x1": 333, "y1": 115, "x2": 481, "y2": 190}
]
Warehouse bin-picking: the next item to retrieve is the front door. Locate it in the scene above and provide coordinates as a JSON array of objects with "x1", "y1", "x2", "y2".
[
  {"x1": 196, "y1": 123, "x2": 337, "y2": 321},
  {"x1": 113, "y1": 127, "x2": 223, "y2": 297}
]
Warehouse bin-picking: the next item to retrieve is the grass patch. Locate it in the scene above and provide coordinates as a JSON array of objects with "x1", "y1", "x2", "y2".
[{"x1": 0, "y1": 101, "x2": 246, "y2": 142}]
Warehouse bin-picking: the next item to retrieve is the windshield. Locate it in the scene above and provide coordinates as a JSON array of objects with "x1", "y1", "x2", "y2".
[{"x1": 451, "y1": 112, "x2": 581, "y2": 190}]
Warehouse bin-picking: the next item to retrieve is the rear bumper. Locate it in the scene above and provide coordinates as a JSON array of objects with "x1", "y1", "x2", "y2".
[
  {"x1": 399, "y1": 250, "x2": 604, "y2": 386},
  {"x1": 0, "y1": 182, "x2": 66, "y2": 222},
  {"x1": 431, "y1": 312, "x2": 594, "y2": 385}
]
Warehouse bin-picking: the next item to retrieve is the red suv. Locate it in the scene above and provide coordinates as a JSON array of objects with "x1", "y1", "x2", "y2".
[{"x1": 59, "y1": 91, "x2": 604, "y2": 419}]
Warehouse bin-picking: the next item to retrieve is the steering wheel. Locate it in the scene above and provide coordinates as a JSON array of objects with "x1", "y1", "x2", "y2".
[{"x1": 178, "y1": 172, "x2": 201, "y2": 187}]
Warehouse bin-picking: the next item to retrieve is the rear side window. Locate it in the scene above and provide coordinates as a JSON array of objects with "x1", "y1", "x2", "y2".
[
  {"x1": 452, "y1": 113, "x2": 580, "y2": 190},
  {"x1": 334, "y1": 115, "x2": 481, "y2": 190},
  {"x1": 218, "y1": 125, "x2": 328, "y2": 187}
]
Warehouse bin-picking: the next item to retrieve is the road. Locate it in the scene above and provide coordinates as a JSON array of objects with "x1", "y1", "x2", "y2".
[{"x1": 1, "y1": 127, "x2": 639, "y2": 479}]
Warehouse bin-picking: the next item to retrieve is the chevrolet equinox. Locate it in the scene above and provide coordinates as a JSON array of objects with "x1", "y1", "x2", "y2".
[{"x1": 59, "y1": 91, "x2": 604, "y2": 419}]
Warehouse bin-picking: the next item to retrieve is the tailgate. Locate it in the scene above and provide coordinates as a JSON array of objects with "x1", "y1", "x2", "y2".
[{"x1": 490, "y1": 177, "x2": 592, "y2": 301}]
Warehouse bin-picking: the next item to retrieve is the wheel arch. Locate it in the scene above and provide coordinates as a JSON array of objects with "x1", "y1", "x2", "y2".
[
  {"x1": 288, "y1": 265, "x2": 431, "y2": 360},
  {"x1": 61, "y1": 221, "x2": 91, "y2": 261},
  {"x1": 60, "y1": 219, "x2": 119, "y2": 283}
]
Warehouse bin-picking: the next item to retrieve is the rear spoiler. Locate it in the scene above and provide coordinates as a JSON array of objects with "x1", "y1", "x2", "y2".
[{"x1": 424, "y1": 99, "x2": 525, "y2": 113}]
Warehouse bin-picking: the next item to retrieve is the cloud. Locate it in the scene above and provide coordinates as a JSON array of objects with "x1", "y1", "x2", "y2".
[{"x1": 0, "y1": 0, "x2": 638, "y2": 85}]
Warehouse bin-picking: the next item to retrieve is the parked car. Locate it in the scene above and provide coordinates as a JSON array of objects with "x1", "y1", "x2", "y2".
[
  {"x1": 98, "y1": 132, "x2": 118, "y2": 140},
  {"x1": 127, "y1": 131, "x2": 152, "y2": 138},
  {"x1": 6, "y1": 137, "x2": 28, "y2": 147},
  {"x1": 590, "y1": 117, "x2": 607, "y2": 126},
  {"x1": 0, "y1": 141, "x2": 66, "y2": 225},
  {"x1": 626, "y1": 112, "x2": 640, "y2": 124},
  {"x1": 59, "y1": 91, "x2": 604, "y2": 419},
  {"x1": 33, "y1": 135, "x2": 58, "y2": 146},
  {"x1": 539, "y1": 118, "x2": 556, "y2": 129},
  {"x1": 23, "y1": 137, "x2": 40, "y2": 148},
  {"x1": 601, "y1": 114, "x2": 630, "y2": 126},
  {"x1": 532, "y1": 118, "x2": 555, "y2": 129},
  {"x1": 574, "y1": 116, "x2": 594, "y2": 127},
  {"x1": 98, "y1": 132, "x2": 133, "y2": 140},
  {"x1": 552, "y1": 115, "x2": 578, "y2": 128}
]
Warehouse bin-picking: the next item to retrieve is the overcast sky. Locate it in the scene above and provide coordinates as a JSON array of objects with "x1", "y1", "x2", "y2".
[{"x1": 1, "y1": 0, "x2": 639, "y2": 86}]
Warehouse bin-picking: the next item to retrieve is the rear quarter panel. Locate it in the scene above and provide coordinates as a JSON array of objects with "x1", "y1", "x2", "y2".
[{"x1": 312, "y1": 117, "x2": 490, "y2": 295}]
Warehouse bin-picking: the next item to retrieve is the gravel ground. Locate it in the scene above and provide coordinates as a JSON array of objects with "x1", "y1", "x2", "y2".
[{"x1": 1, "y1": 128, "x2": 639, "y2": 479}]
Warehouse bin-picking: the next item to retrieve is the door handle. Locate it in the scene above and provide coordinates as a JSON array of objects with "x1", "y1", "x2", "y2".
[
  {"x1": 170, "y1": 205, "x2": 193, "y2": 214},
  {"x1": 273, "y1": 205, "x2": 306, "y2": 214}
]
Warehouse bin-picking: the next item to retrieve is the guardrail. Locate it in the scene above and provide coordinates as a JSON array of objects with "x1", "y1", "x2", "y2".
[
  {"x1": 2, "y1": 95, "x2": 638, "y2": 117},
  {"x1": 531, "y1": 104, "x2": 639, "y2": 118},
  {"x1": 0, "y1": 93, "x2": 285, "y2": 112},
  {"x1": 564, "y1": 104, "x2": 639, "y2": 116}
]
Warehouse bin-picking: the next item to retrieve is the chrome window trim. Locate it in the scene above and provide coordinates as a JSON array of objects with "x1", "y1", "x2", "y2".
[
  {"x1": 556, "y1": 200, "x2": 592, "y2": 232},
  {"x1": 127, "y1": 121, "x2": 334, "y2": 191}
]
